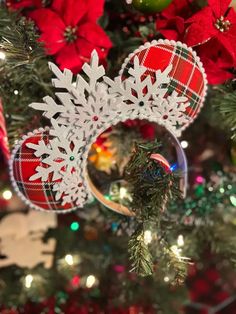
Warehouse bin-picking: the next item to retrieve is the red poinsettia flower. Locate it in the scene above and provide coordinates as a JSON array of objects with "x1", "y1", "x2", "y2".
[
  {"x1": 196, "y1": 39, "x2": 234, "y2": 84},
  {"x1": 6, "y1": 0, "x2": 48, "y2": 10},
  {"x1": 185, "y1": 0, "x2": 236, "y2": 62},
  {"x1": 29, "y1": 0, "x2": 112, "y2": 73},
  {"x1": 156, "y1": 0, "x2": 194, "y2": 41}
]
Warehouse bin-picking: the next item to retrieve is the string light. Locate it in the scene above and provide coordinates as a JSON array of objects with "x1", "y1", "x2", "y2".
[
  {"x1": 171, "y1": 245, "x2": 190, "y2": 262},
  {"x1": 177, "y1": 235, "x2": 184, "y2": 247},
  {"x1": 70, "y1": 221, "x2": 80, "y2": 231},
  {"x1": 25, "y1": 274, "x2": 33, "y2": 288},
  {"x1": 144, "y1": 230, "x2": 152, "y2": 244},
  {"x1": 119, "y1": 187, "x2": 127, "y2": 199},
  {"x1": 164, "y1": 276, "x2": 170, "y2": 282},
  {"x1": 2, "y1": 190, "x2": 12, "y2": 200},
  {"x1": 86, "y1": 275, "x2": 96, "y2": 288},
  {"x1": 14, "y1": 90, "x2": 19, "y2": 95},
  {"x1": 181, "y1": 140, "x2": 188, "y2": 149},
  {"x1": 171, "y1": 245, "x2": 181, "y2": 258},
  {"x1": 230, "y1": 196, "x2": 236, "y2": 207},
  {"x1": 0, "y1": 51, "x2": 6, "y2": 60},
  {"x1": 65, "y1": 254, "x2": 74, "y2": 266}
]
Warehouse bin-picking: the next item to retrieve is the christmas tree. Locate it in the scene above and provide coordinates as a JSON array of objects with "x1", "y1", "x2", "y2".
[{"x1": 0, "y1": 0, "x2": 236, "y2": 313}]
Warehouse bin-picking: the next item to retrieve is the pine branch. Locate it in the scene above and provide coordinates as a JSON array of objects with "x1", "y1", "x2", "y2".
[
  {"x1": 128, "y1": 226, "x2": 153, "y2": 276},
  {"x1": 0, "y1": 5, "x2": 52, "y2": 144},
  {"x1": 210, "y1": 84, "x2": 236, "y2": 140},
  {"x1": 125, "y1": 140, "x2": 183, "y2": 276}
]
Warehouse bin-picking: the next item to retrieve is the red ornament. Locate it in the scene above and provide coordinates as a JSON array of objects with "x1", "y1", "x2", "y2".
[
  {"x1": 29, "y1": 0, "x2": 112, "y2": 73},
  {"x1": 185, "y1": 0, "x2": 236, "y2": 62},
  {"x1": 121, "y1": 41, "x2": 207, "y2": 129},
  {"x1": 11, "y1": 129, "x2": 78, "y2": 212}
]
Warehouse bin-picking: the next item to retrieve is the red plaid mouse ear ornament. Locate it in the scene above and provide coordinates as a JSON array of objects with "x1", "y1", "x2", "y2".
[{"x1": 9, "y1": 40, "x2": 207, "y2": 214}]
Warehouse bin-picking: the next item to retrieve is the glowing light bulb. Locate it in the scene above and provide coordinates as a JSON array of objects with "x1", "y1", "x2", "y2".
[
  {"x1": 70, "y1": 221, "x2": 80, "y2": 231},
  {"x1": 25, "y1": 274, "x2": 33, "y2": 288},
  {"x1": 65, "y1": 254, "x2": 74, "y2": 266},
  {"x1": 14, "y1": 90, "x2": 19, "y2": 95},
  {"x1": 0, "y1": 51, "x2": 6, "y2": 60},
  {"x1": 181, "y1": 141, "x2": 188, "y2": 149},
  {"x1": 2, "y1": 190, "x2": 12, "y2": 200},
  {"x1": 86, "y1": 275, "x2": 96, "y2": 288},
  {"x1": 120, "y1": 187, "x2": 127, "y2": 199},
  {"x1": 144, "y1": 230, "x2": 152, "y2": 244},
  {"x1": 177, "y1": 235, "x2": 184, "y2": 247},
  {"x1": 164, "y1": 276, "x2": 170, "y2": 282},
  {"x1": 171, "y1": 245, "x2": 181, "y2": 256}
]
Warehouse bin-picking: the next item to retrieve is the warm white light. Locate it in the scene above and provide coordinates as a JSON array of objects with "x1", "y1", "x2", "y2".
[
  {"x1": 25, "y1": 274, "x2": 33, "y2": 288},
  {"x1": 177, "y1": 235, "x2": 184, "y2": 247},
  {"x1": 164, "y1": 276, "x2": 170, "y2": 282},
  {"x1": 0, "y1": 51, "x2": 6, "y2": 60},
  {"x1": 120, "y1": 187, "x2": 127, "y2": 199},
  {"x1": 86, "y1": 275, "x2": 96, "y2": 288},
  {"x1": 14, "y1": 90, "x2": 19, "y2": 95},
  {"x1": 2, "y1": 190, "x2": 12, "y2": 200},
  {"x1": 171, "y1": 245, "x2": 182, "y2": 259},
  {"x1": 144, "y1": 230, "x2": 152, "y2": 245},
  {"x1": 181, "y1": 141, "x2": 188, "y2": 149},
  {"x1": 65, "y1": 254, "x2": 74, "y2": 266}
]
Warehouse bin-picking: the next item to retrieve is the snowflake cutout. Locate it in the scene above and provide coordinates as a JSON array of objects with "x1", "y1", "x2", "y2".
[
  {"x1": 26, "y1": 120, "x2": 85, "y2": 182},
  {"x1": 53, "y1": 171, "x2": 86, "y2": 206},
  {"x1": 153, "y1": 91, "x2": 191, "y2": 129},
  {"x1": 30, "y1": 51, "x2": 117, "y2": 137},
  {"x1": 104, "y1": 56, "x2": 172, "y2": 118}
]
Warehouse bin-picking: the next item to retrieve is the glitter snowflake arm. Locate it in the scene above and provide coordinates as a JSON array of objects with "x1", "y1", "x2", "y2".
[
  {"x1": 53, "y1": 171, "x2": 86, "y2": 206},
  {"x1": 80, "y1": 50, "x2": 105, "y2": 91},
  {"x1": 49, "y1": 62, "x2": 74, "y2": 91},
  {"x1": 29, "y1": 96, "x2": 68, "y2": 119},
  {"x1": 104, "y1": 57, "x2": 172, "y2": 105}
]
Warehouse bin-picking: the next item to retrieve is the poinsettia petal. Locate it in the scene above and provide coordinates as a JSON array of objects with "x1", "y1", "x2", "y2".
[
  {"x1": 52, "y1": 0, "x2": 88, "y2": 26},
  {"x1": 55, "y1": 44, "x2": 83, "y2": 73},
  {"x1": 86, "y1": 0, "x2": 105, "y2": 21},
  {"x1": 184, "y1": 23, "x2": 216, "y2": 47},
  {"x1": 77, "y1": 22, "x2": 112, "y2": 49},
  {"x1": 186, "y1": 6, "x2": 213, "y2": 23},
  {"x1": 29, "y1": 9, "x2": 65, "y2": 32},
  {"x1": 217, "y1": 32, "x2": 236, "y2": 63},
  {"x1": 40, "y1": 29, "x2": 65, "y2": 55},
  {"x1": 202, "y1": 57, "x2": 233, "y2": 84},
  {"x1": 208, "y1": 0, "x2": 231, "y2": 18},
  {"x1": 227, "y1": 7, "x2": 236, "y2": 23},
  {"x1": 161, "y1": 0, "x2": 190, "y2": 19},
  {"x1": 156, "y1": 17, "x2": 185, "y2": 40}
]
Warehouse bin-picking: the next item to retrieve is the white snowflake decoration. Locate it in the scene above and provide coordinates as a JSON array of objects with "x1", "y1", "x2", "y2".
[
  {"x1": 53, "y1": 171, "x2": 86, "y2": 206},
  {"x1": 26, "y1": 119, "x2": 85, "y2": 182},
  {"x1": 10, "y1": 39, "x2": 208, "y2": 213}
]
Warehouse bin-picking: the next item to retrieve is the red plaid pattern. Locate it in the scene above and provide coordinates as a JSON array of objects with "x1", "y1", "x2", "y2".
[
  {"x1": 12, "y1": 130, "x2": 77, "y2": 212},
  {"x1": 122, "y1": 42, "x2": 206, "y2": 122}
]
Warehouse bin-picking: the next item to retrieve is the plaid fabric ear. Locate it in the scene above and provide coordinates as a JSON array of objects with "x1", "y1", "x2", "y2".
[
  {"x1": 11, "y1": 130, "x2": 78, "y2": 212},
  {"x1": 121, "y1": 40, "x2": 207, "y2": 132}
]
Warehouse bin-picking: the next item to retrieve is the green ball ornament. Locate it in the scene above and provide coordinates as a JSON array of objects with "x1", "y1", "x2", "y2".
[{"x1": 132, "y1": 0, "x2": 172, "y2": 13}]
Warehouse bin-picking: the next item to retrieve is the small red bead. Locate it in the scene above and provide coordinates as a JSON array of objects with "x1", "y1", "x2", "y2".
[{"x1": 93, "y1": 116, "x2": 99, "y2": 121}]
